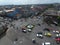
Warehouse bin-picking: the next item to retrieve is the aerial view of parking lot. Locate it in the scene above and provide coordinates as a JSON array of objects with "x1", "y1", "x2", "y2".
[{"x1": 0, "y1": 0, "x2": 60, "y2": 45}]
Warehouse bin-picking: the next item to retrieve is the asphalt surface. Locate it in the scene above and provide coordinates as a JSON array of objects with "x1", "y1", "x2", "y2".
[{"x1": 0, "y1": 16, "x2": 60, "y2": 45}]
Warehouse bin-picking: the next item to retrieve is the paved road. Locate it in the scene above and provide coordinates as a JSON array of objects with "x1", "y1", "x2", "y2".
[{"x1": 0, "y1": 16, "x2": 60, "y2": 45}]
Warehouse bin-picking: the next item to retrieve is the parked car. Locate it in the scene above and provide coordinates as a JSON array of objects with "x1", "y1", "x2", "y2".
[
  {"x1": 44, "y1": 32, "x2": 52, "y2": 37},
  {"x1": 56, "y1": 33, "x2": 60, "y2": 37},
  {"x1": 37, "y1": 32, "x2": 43, "y2": 38},
  {"x1": 43, "y1": 28, "x2": 50, "y2": 32},
  {"x1": 21, "y1": 28, "x2": 27, "y2": 33},
  {"x1": 42, "y1": 42, "x2": 51, "y2": 45},
  {"x1": 22, "y1": 29, "x2": 27, "y2": 33},
  {"x1": 27, "y1": 29, "x2": 32, "y2": 32},
  {"x1": 55, "y1": 36, "x2": 60, "y2": 44},
  {"x1": 53, "y1": 30, "x2": 60, "y2": 34}
]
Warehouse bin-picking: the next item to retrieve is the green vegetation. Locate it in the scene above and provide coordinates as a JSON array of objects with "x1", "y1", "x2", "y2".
[{"x1": 57, "y1": 16, "x2": 60, "y2": 26}]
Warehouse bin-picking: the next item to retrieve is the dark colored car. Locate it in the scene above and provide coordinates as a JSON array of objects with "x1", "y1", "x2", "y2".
[
  {"x1": 21, "y1": 28, "x2": 27, "y2": 33},
  {"x1": 37, "y1": 32, "x2": 43, "y2": 38},
  {"x1": 43, "y1": 28, "x2": 50, "y2": 32}
]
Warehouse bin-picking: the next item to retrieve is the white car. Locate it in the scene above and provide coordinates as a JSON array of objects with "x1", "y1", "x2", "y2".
[
  {"x1": 56, "y1": 34, "x2": 60, "y2": 37},
  {"x1": 37, "y1": 32, "x2": 43, "y2": 38},
  {"x1": 27, "y1": 29, "x2": 32, "y2": 32},
  {"x1": 22, "y1": 29, "x2": 27, "y2": 33},
  {"x1": 53, "y1": 30, "x2": 60, "y2": 34},
  {"x1": 42, "y1": 42, "x2": 51, "y2": 45}
]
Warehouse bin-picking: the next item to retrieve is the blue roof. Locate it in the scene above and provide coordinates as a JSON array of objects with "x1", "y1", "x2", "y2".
[
  {"x1": 7, "y1": 8, "x2": 22, "y2": 17},
  {"x1": 7, "y1": 11, "x2": 18, "y2": 17}
]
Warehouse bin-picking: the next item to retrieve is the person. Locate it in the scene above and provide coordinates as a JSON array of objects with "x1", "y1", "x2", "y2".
[
  {"x1": 37, "y1": 23, "x2": 41, "y2": 26},
  {"x1": 32, "y1": 38, "x2": 36, "y2": 43},
  {"x1": 17, "y1": 27, "x2": 18, "y2": 30},
  {"x1": 14, "y1": 38, "x2": 18, "y2": 44}
]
